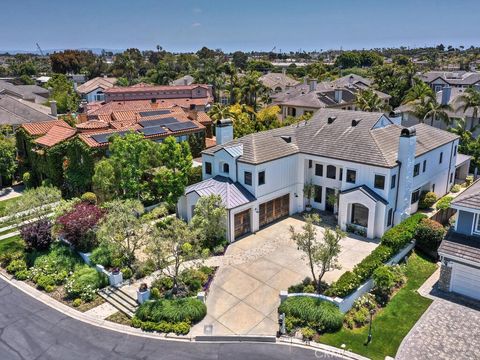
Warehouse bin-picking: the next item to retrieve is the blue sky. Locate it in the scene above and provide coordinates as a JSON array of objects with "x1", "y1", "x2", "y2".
[{"x1": 1, "y1": 0, "x2": 479, "y2": 52}]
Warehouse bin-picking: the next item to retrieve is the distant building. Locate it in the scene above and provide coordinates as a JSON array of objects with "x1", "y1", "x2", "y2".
[
  {"x1": 76, "y1": 76, "x2": 117, "y2": 103},
  {"x1": 0, "y1": 79, "x2": 49, "y2": 104},
  {"x1": 0, "y1": 94, "x2": 56, "y2": 128},
  {"x1": 170, "y1": 75, "x2": 195, "y2": 86},
  {"x1": 272, "y1": 74, "x2": 390, "y2": 120},
  {"x1": 259, "y1": 70, "x2": 300, "y2": 93},
  {"x1": 419, "y1": 71, "x2": 480, "y2": 92},
  {"x1": 103, "y1": 84, "x2": 214, "y2": 111}
]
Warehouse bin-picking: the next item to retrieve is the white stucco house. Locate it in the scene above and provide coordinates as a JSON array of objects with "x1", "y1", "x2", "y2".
[
  {"x1": 76, "y1": 77, "x2": 117, "y2": 103},
  {"x1": 178, "y1": 109, "x2": 460, "y2": 242}
]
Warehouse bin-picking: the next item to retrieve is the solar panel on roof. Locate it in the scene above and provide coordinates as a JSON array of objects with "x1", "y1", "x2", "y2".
[
  {"x1": 139, "y1": 110, "x2": 171, "y2": 117},
  {"x1": 91, "y1": 130, "x2": 130, "y2": 144},
  {"x1": 165, "y1": 121, "x2": 199, "y2": 132},
  {"x1": 139, "y1": 117, "x2": 179, "y2": 128},
  {"x1": 138, "y1": 126, "x2": 168, "y2": 136}
]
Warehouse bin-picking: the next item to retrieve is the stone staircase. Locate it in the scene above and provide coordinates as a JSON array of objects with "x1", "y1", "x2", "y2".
[{"x1": 98, "y1": 286, "x2": 138, "y2": 318}]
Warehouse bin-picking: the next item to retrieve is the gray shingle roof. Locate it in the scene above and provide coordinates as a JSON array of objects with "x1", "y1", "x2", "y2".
[
  {"x1": 204, "y1": 109, "x2": 458, "y2": 167},
  {"x1": 0, "y1": 80, "x2": 49, "y2": 103},
  {"x1": 420, "y1": 71, "x2": 480, "y2": 86},
  {"x1": 185, "y1": 175, "x2": 256, "y2": 209},
  {"x1": 0, "y1": 95, "x2": 55, "y2": 126},
  {"x1": 439, "y1": 230, "x2": 480, "y2": 263},
  {"x1": 452, "y1": 180, "x2": 480, "y2": 209}
]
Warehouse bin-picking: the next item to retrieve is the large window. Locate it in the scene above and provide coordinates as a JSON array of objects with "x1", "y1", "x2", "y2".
[
  {"x1": 351, "y1": 203, "x2": 369, "y2": 228},
  {"x1": 244, "y1": 171, "x2": 252, "y2": 186},
  {"x1": 413, "y1": 163, "x2": 420, "y2": 177},
  {"x1": 326, "y1": 165, "x2": 336, "y2": 179},
  {"x1": 205, "y1": 162, "x2": 212, "y2": 175},
  {"x1": 315, "y1": 164, "x2": 323, "y2": 177},
  {"x1": 411, "y1": 188, "x2": 420, "y2": 204},
  {"x1": 314, "y1": 185, "x2": 322, "y2": 203},
  {"x1": 346, "y1": 169, "x2": 356, "y2": 184},
  {"x1": 374, "y1": 174, "x2": 385, "y2": 189},
  {"x1": 258, "y1": 171, "x2": 265, "y2": 185}
]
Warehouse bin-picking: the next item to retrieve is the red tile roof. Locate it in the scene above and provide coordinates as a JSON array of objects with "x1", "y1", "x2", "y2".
[
  {"x1": 34, "y1": 125, "x2": 77, "y2": 147},
  {"x1": 87, "y1": 99, "x2": 209, "y2": 116},
  {"x1": 21, "y1": 120, "x2": 73, "y2": 136},
  {"x1": 76, "y1": 120, "x2": 110, "y2": 130},
  {"x1": 104, "y1": 84, "x2": 210, "y2": 94}
]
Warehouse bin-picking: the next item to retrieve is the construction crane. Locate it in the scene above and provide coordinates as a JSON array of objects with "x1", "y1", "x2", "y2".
[{"x1": 36, "y1": 43, "x2": 44, "y2": 56}]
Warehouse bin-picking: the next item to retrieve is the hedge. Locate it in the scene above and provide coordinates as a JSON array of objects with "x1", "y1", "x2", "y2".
[
  {"x1": 326, "y1": 213, "x2": 426, "y2": 298},
  {"x1": 278, "y1": 296, "x2": 344, "y2": 333},
  {"x1": 135, "y1": 298, "x2": 206, "y2": 324}
]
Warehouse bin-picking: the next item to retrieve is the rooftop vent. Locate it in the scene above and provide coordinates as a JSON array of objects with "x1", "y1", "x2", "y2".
[
  {"x1": 280, "y1": 135, "x2": 292, "y2": 143},
  {"x1": 327, "y1": 116, "x2": 336, "y2": 124},
  {"x1": 151, "y1": 98, "x2": 157, "y2": 103},
  {"x1": 351, "y1": 119, "x2": 361, "y2": 127}
]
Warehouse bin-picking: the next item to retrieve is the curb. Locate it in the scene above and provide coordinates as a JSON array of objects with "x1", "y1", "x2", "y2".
[{"x1": 0, "y1": 271, "x2": 358, "y2": 359}]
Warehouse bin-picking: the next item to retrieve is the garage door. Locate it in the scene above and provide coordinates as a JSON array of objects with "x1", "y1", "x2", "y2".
[
  {"x1": 234, "y1": 209, "x2": 251, "y2": 239},
  {"x1": 259, "y1": 194, "x2": 290, "y2": 228},
  {"x1": 451, "y1": 263, "x2": 480, "y2": 300}
]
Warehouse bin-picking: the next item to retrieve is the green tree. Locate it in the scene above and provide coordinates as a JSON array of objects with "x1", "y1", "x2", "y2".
[
  {"x1": 335, "y1": 51, "x2": 361, "y2": 68},
  {"x1": 240, "y1": 71, "x2": 267, "y2": 112},
  {"x1": 45, "y1": 74, "x2": 80, "y2": 114},
  {"x1": 7, "y1": 186, "x2": 62, "y2": 219},
  {"x1": 414, "y1": 96, "x2": 452, "y2": 126},
  {"x1": 355, "y1": 89, "x2": 390, "y2": 112},
  {"x1": 92, "y1": 159, "x2": 117, "y2": 203},
  {"x1": 289, "y1": 214, "x2": 345, "y2": 293},
  {"x1": 402, "y1": 79, "x2": 435, "y2": 104},
  {"x1": 190, "y1": 195, "x2": 227, "y2": 247},
  {"x1": 0, "y1": 136, "x2": 17, "y2": 187},
  {"x1": 455, "y1": 87, "x2": 480, "y2": 130},
  {"x1": 232, "y1": 51, "x2": 248, "y2": 70},
  {"x1": 147, "y1": 217, "x2": 201, "y2": 295},
  {"x1": 208, "y1": 103, "x2": 233, "y2": 122}
]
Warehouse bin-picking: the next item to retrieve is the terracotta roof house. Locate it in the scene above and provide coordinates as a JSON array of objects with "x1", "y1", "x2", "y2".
[
  {"x1": 272, "y1": 74, "x2": 390, "y2": 120},
  {"x1": 76, "y1": 77, "x2": 117, "y2": 103},
  {"x1": 438, "y1": 180, "x2": 480, "y2": 300},
  {"x1": 103, "y1": 84, "x2": 213, "y2": 111},
  {"x1": 179, "y1": 108, "x2": 461, "y2": 242},
  {"x1": 259, "y1": 71, "x2": 300, "y2": 93},
  {"x1": 0, "y1": 94, "x2": 56, "y2": 127}
]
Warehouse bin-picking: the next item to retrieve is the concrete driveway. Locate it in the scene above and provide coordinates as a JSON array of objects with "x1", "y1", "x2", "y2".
[{"x1": 191, "y1": 216, "x2": 379, "y2": 336}]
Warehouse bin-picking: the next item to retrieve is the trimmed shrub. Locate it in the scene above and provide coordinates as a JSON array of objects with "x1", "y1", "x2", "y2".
[
  {"x1": 278, "y1": 296, "x2": 344, "y2": 333},
  {"x1": 415, "y1": 218, "x2": 446, "y2": 255},
  {"x1": 466, "y1": 175, "x2": 474, "y2": 187},
  {"x1": 419, "y1": 191, "x2": 437, "y2": 209},
  {"x1": 72, "y1": 298, "x2": 82, "y2": 307},
  {"x1": 6, "y1": 259, "x2": 27, "y2": 275},
  {"x1": 373, "y1": 265, "x2": 396, "y2": 294},
  {"x1": 381, "y1": 213, "x2": 426, "y2": 252},
  {"x1": 20, "y1": 219, "x2": 53, "y2": 251},
  {"x1": 436, "y1": 196, "x2": 453, "y2": 211},
  {"x1": 121, "y1": 267, "x2": 133, "y2": 280},
  {"x1": 36, "y1": 274, "x2": 55, "y2": 291},
  {"x1": 450, "y1": 184, "x2": 462, "y2": 193},
  {"x1": 135, "y1": 298, "x2": 207, "y2": 324},
  {"x1": 90, "y1": 244, "x2": 113, "y2": 267},
  {"x1": 301, "y1": 327, "x2": 316, "y2": 340},
  {"x1": 80, "y1": 192, "x2": 97, "y2": 204},
  {"x1": 65, "y1": 266, "x2": 108, "y2": 301},
  {"x1": 56, "y1": 203, "x2": 105, "y2": 252},
  {"x1": 131, "y1": 318, "x2": 191, "y2": 335}
]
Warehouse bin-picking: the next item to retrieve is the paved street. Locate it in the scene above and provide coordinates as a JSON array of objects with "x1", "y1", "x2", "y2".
[
  {"x1": 0, "y1": 278, "x2": 344, "y2": 360},
  {"x1": 191, "y1": 216, "x2": 379, "y2": 336},
  {"x1": 396, "y1": 270, "x2": 480, "y2": 360}
]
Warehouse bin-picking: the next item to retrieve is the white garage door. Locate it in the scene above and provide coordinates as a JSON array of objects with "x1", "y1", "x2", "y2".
[{"x1": 451, "y1": 263, "x2": 480, "y2": 300}]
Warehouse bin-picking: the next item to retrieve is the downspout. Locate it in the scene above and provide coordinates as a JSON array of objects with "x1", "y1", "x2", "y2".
[
  {"x1": 446, "y1": 142, "x2": 455, "y2": 194},
  {"x1": 394, "y1": 160, "x2": 402, "y2": 219}
]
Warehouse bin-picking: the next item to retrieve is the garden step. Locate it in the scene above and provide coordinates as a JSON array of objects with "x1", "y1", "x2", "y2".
[{"x1": 98, "y1": 287, "x2": 138, "y2": 318}]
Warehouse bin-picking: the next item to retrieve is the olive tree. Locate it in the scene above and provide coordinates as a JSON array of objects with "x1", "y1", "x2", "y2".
[{"x1": 190, "y1": 195, "x2": 227, "y2": 247}]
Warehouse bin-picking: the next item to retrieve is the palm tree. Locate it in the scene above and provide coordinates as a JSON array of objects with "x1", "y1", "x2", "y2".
[
  {"x1": 355, "y1": 89, "x2": 390, "y2": 112},
  {"x1": 415, "y1": 97, "x2": 452, "y2": 126},
  {"x1": 402, "y1": 79, "x2": 434, "y2": 105},
  {"x1": 208, "y1": 104, "x2": 233, "y2": 122},
  {"x1": 455, "y1": 87, "x2": 480, "y2": 131},
  {"x1": 449, "y1": 118, "x2": 476, "y2": 155},
  {"x1": 240, "y1": 71, "x2": 267, "y2": 113}
]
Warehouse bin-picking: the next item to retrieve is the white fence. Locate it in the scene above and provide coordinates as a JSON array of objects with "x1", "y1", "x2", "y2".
[{"x1": 280, "y1": 241, "x2": 416, "y2": 313}]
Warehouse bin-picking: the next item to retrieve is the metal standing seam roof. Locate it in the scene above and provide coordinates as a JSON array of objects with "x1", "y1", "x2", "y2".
[
  {"x1": 340, "y1": 185, "x2": 388, "y2": 204},
  {"x1": 185, "y1": 176, "x2": 256, "y2": 209},
  {"x1": 203, "y1": 108, "x2": 459, "y2": 168}
]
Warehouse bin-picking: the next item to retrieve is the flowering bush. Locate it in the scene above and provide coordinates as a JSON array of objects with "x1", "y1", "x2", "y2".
[
  {"x1": 65, "y1": 266, "x2": 107, "y2": 302},
  {"x1": 56, "y1": 203, "x2": 105, "y2": 252},
  {"x1": 20, "y1": 219, "x2": 53, "y2": 251}
]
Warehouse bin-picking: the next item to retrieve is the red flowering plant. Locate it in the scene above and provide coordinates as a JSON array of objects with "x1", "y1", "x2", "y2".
[{"x1": 56, "y1": 203, "x2": 106, "y2": 252}]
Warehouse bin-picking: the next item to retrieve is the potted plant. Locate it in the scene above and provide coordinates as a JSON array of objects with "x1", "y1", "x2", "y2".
[
  {"x1": 327, "y1": 192, "x2": 339, "y2": 217},
  {"x1": 137, "y1": 283, "x2": 150, "y2": 304},
  {"x1": 303, "y1": 182, "x2": 315, "y2": 212}
]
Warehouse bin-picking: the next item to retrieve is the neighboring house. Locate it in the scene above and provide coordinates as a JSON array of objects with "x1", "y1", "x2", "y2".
[
  {"x1": 396, "y1": 86, "x2": 480, "y2": 137},
  {"x1": 178, "y1": 109, "x2": 460, "y2": 242},
  {"x1": 0, "y1": 79, "x2": 49, "y2": 104},
  {"x1": 419, "y1": 71, "x2": 480, "y2": 92},
  {"x1": 103, "y1": 84, "x2": 214, "y2": 111},
  {"x1": 438, "y1": 180, "x2": 480, "y2": 301},
  {"x1": 272, "y1": 74, "x2": 390, "y2": 120},
  {"x1": 0, "y1": 94, "x2": 56, "y2": 128},
  {"x1": 76, "y1": 77, "x2": 117, "y2": 103},
  {"x1": 170, "y1": 75, "x2": 195, "y2": 86},
  {"x1": 259, "y1": 70, "x2": 300, "y2": 93}
]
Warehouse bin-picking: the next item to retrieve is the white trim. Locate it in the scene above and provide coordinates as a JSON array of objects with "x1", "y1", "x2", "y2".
[{"x1": 439, "y1": 254, "x2": 480, "y2": 269}]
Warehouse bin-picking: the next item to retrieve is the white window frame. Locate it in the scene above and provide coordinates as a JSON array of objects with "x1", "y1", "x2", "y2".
[{"x1": 473, "y1": 213, "x2": 480, "y2": 235}]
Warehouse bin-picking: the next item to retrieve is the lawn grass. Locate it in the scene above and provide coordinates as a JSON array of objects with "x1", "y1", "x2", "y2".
[
  {"x1": 0, "y1": 197, "x2": 20, "y2": 217},
  {"x1": 319, "y1": 251, "x2": 437, "y2": 360},
  {"x1": 0, "y1": 235, "x2": 25, "y2": 255}
]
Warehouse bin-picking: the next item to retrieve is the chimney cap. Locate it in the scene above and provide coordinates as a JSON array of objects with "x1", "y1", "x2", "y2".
[
  {"x1": 217, "y1": 118, "x2": 233, "y2": 127},
  {"x1": 400, "y1": 126, "x2": 416, "y2": 137}
]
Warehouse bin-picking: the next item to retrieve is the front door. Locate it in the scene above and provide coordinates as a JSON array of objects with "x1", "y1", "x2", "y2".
[{"x1": 325, "y1": 188, "x2": 335, "y2": 213}]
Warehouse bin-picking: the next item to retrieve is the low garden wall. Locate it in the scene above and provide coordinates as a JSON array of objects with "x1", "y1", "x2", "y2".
[{"x1": 281, "y1": 241, "x2": 415, "y2": 313}]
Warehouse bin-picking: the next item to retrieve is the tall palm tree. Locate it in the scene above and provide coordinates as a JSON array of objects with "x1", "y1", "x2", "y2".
[
  {"x1": 208, "y1": 104, "x2": 233, "y2": 122},
  {"x1": 240, "y1": 71, "x2": 267, "y2": 113},
  {"x1": 355, "y1": 89, "x2": 390, "y2": 112},
  {"x1": 415, "y1": 96, "x2": 452, "y2": 126},
  {"x1": 402, "y1": 79, "x2": 434, "y2": 105},
  {"x1": 449, "y1": 118, "x2": 476, "y2": 155},
  {"x1": 455, "y1": 87, "x2": 480, "y2": 131}
]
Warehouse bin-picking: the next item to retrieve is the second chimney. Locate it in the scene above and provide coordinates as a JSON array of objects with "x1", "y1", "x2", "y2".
[
  {"x1": 50, "y1": 100, "x2": 58, "y2": 117},
  {"x1": 309, "y1": 80, "x2": 317, "y2": 92}
]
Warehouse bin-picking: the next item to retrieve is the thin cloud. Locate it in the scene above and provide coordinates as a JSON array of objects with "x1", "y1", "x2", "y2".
[
  {"x1": 191, "y1": 22, "x2": 201, "y2": 27},
  {"x1": 193, "y1": 8, "x2": 202, "y2": 14}
]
